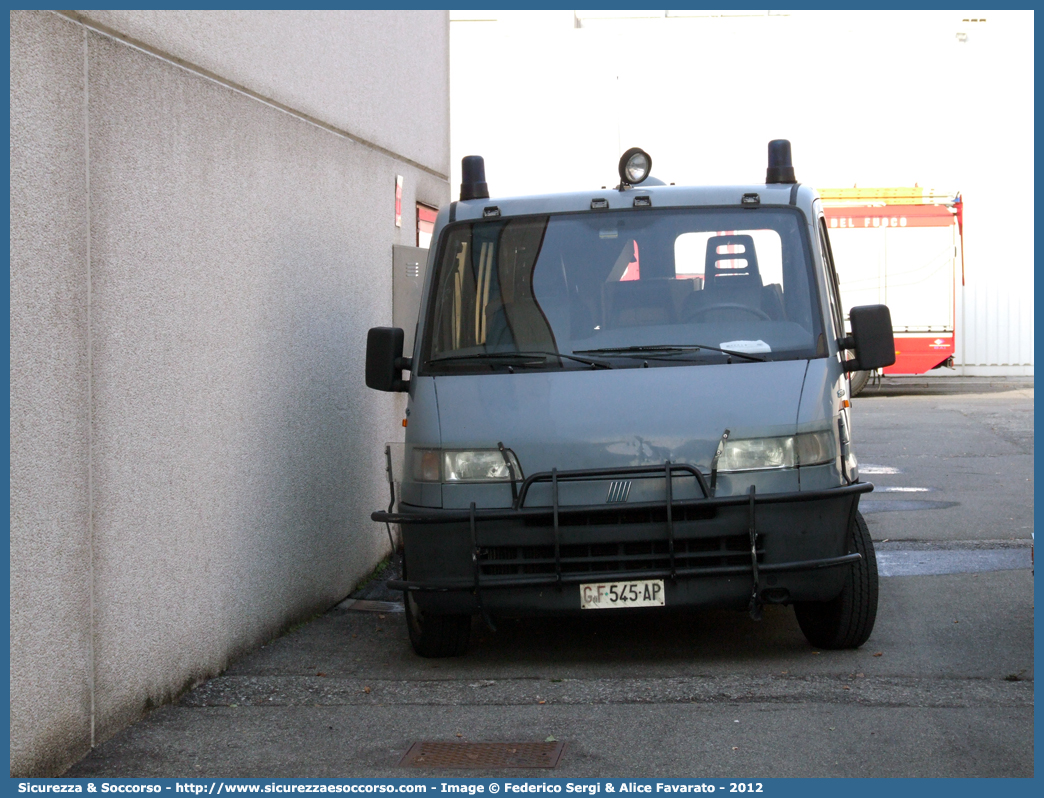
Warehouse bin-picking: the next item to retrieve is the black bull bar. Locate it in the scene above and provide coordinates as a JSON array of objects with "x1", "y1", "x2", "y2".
[{"x1": 375, "y1": 463, "x2": 873, "y2": 618}]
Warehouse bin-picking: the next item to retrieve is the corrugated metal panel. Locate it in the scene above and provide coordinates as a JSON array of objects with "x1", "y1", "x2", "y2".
[
  {"x1": 957, "y1": 281, "x2": 1034, "y2": 376},
  {"x1": 956, "y1": 206, "x2": 1034, "y2": 375}
]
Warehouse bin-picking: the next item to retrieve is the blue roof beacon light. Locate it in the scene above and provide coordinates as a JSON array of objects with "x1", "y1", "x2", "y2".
[
  {"x1": 460, "y1": 155, "x2": 490, "y2": 201},
  {"x1": 765, "y1": 139, "x2": 797, "y2": 184}
]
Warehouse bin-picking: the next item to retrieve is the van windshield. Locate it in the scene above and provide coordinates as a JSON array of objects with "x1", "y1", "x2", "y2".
[{"x1": 421, "y1": 207, "x2": 825, "y2": 373}]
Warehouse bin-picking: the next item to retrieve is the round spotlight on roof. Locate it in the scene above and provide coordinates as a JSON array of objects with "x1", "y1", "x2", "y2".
[{"x1": 618, "y1": 147, "x2": 652, "y2": 187}]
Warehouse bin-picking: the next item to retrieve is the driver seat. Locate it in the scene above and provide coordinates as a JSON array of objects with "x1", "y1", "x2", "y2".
[{"x1": 700, "y1": 234, "x2": 765, "y2": 315}]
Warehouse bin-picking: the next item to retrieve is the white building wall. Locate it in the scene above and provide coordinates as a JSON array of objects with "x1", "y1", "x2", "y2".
[
  {"x1": 10, "y1": 11, "x2": 94, "y2": 777},
  {"x1": 10, "y1": 10, "x2": 449, "y2": 777},
  {"x1": 70, "y1": 10, "x2": 448, "y2": 172},
  {"x1": 449, "y1": 10, "x2": 1032, "y2": 376}
]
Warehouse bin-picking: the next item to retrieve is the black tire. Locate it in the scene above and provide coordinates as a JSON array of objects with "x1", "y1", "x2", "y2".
[
  {"x1": 794, "y1": 511, "x2": 878, "y2": 649},
  {"x1": 849, "y1": 369, "x2": 871, "y2": 396},
  {"x1": 403, "y1": 588, "x2": 471, "y2": 658}
]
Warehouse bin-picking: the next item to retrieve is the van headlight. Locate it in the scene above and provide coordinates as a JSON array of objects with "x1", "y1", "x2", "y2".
[
  {"x1": 411, "y1": 448, "x2": 523, "y2": 483},
  {"x1": 719, "y1": 431, "x2": 835, "y2": 472}
]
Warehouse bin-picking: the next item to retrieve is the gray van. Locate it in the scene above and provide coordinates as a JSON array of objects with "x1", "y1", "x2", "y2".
[{"x1": 366, "y1": 140, "x2": 895, "y2": 657}]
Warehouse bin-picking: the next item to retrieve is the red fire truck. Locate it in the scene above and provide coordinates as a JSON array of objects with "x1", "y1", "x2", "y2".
[{"x1": 820, "y1": 187, "x2": 963, "y2": 393}]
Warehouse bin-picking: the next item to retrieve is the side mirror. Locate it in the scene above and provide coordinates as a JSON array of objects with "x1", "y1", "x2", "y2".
[
  {"x1": 842, "y1": 305, "x2": 896, "y2": 372},
  {"x1": 366, "y1": 327, "x2": 411, "y2": 392}
]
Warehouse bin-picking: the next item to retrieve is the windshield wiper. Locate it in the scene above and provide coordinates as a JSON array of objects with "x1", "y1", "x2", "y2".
[
  {"x1": 573, "y1": 344, "x2": 767, "y2": 362},
  {"x1": 428, "y1": 351, "x2": 612, "y2": 369}
]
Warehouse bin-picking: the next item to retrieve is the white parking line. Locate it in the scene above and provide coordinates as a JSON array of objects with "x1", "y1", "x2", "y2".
[{"x1": 877, "y1": 548, "x2": 1031, "y2": 577}]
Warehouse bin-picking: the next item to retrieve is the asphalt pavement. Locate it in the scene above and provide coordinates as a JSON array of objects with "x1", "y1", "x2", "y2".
[{"x1": 66, "y1": 378, "x2": 1035, "y2": 778}]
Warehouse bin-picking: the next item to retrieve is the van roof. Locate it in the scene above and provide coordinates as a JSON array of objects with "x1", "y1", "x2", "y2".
[{"x1": 451, "y1": 182, "x2": 821, "y2": 223}]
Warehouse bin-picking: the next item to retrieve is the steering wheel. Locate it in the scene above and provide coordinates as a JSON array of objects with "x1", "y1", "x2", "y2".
[{"x1": 684, "y1": 302, "x2": 771, "y2": 322}]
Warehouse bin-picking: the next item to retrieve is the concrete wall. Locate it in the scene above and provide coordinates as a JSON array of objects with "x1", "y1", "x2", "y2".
[
  {"x1": 72, "y1": 10, "x2": 447, "y2": 172},
  {"x1": 10, "y1": 10, "x2": 449, "y2": 777},
  {"x1": 10, "y1": 10, "x2": 95, "y2": 777}
]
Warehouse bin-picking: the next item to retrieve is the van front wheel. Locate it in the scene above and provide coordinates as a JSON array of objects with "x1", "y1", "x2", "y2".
[
  {"x1": 404, "y1": 590, "x2": 471, "y2": 658},
  {"x1": 849, "y1": 369, "x2": 872, "y2": 396},
  {"x1": 794, "y1": 511, "x2": 878, "y2": 649}
]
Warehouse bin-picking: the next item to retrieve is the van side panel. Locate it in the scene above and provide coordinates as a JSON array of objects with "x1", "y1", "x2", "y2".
[
  {"x1": 399, "y1": 376, "x2": 442, "y2": 508},
  {"x1": 796, "y1": 357, "x2": 846, "y2": 490}
]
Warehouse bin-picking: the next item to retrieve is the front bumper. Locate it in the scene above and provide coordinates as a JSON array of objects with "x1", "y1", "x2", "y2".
[{"x1": 377, "y1": 464, "x2": 872, "y2": 616}]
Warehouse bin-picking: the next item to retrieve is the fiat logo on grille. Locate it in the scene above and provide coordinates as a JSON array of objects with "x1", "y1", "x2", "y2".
[{"x1": 606, "y1": 480, "x2": 632, "y2": 503}]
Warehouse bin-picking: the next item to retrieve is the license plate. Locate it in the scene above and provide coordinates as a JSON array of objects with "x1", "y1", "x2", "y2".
[{"x1": 579, "y1": 579, "x2": 665, "y2": 609}]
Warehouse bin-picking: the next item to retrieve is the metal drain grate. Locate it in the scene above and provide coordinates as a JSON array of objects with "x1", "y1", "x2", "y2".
[{"x1": 399, "y1": 741, "x2": 565, "y2": 769}]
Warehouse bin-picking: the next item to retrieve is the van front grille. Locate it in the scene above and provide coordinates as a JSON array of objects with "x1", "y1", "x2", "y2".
[
  {"x1": 522, "y1": 503, "x2": 716, "y2": 528},
  {"x1": 478, "y1": 534, "x2": 763, "y2": 577}
]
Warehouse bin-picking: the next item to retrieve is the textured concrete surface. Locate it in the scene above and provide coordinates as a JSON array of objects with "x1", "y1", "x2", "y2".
[
  {"x1": 72, "y1": 10, "x2": 449, "y2": 176},
  {"x1": 64, "y1": 388, "x2": 1033, "y2": 777},
  {"x1": 68, "y1": 703, "x2": 1034, "y2": 779},
  {"x1": 9, "y1": 10, "x2": 94, "y2": 778},
  {"x1": 852, "y1": 386, "x2": 1034, "y2": 544},
  {"x1": 65, "y1": 569, "x2": 1034, "y2": 778},
  {"x1": 10, "y1": 9, "x2": 448, "y2": 776}
]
